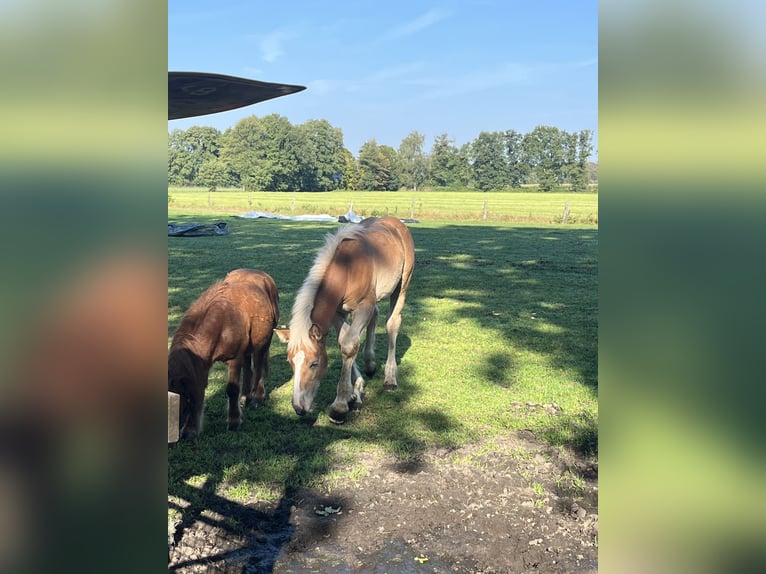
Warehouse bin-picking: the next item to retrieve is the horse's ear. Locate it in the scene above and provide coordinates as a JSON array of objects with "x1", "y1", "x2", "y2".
[
  {"x1": 309, "y1": 323, "x2": 323, "y2": 342},
  {"x1": 274, "y1": 328, "x2": 290, "y2": 344}
]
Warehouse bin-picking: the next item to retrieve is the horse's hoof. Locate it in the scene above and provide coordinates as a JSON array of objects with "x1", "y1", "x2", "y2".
[
  {"x1": 383, "y1": 382, "x2": 398, "y2": 391},
  {"x1": 349, "y1": 400, "x2": 363, "y2": 411},
  {"x1": 328, "y1": 409, "x2": 347, "y2": 424},
  {"x1": 364, "y1": 364, "x2": 377, "y2": 377},
  {"x1": 227, "y1": 421, "x2": 241, "y2": 431}
]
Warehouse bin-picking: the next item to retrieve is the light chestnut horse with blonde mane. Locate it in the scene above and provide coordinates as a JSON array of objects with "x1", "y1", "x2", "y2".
[
  {"x1": 275, "y1": 216, "x2": 415, "y2": 423},
  {"x1": 168, "y1": 269, "x2": 279, "y2": 438}
]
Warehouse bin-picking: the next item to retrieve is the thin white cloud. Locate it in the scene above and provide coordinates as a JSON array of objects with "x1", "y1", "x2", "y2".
[
  {"x1": 253, "y1": 28, "x2": 297, "y2": 63},
  {"x1": 407, "y1": 58, "x2": 597, "y2": 101},
  {"x1": 307, "y1": 61, "x2": 428, "y2": 96},
  {"x1": 308, "y1": 56, "x2": 594, "y2": 103},
  {"x1": 389, "y1": 8, "x2": 452, "y2": 38}
]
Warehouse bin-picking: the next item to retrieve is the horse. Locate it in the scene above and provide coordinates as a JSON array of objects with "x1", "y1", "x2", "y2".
[
  {"x1": 274, "y1": 216, "x2": 415, "y2": 424},
  {"x1": 168, "y1": 268, "x2": 279, "y2": 438}
]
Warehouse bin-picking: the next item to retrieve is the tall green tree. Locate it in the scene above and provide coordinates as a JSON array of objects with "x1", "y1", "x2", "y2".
[
  {"x1": 168, "y1": 126, "x2": 222, "y2": 186},
  {"x1": 398, "y1": 131, "x2": 429, "y2": 191},
  {"x1": 523, "y1": 126, "x2": 566, "y2": 192},
  {"x1": 378, "y1": 145, "x2": 401, "y2": 191},
  {"x1": 219, "y1": 114, "x2": 300, "y2": 191},
  {"x1": 429, "y1": 133, "x2": 461, "y2": 187},
  {"x1": 342, "y1": 149, "x2": 361, "y2": 190},
  {"x1": 571, "y1": 129, "x2": 594, "y2": 191},
  {"x1": 504, "y1": 129, "x2": 529, "y2": 188},
  {"x1": 456, "y1": 143, "x2": 473, "y2": 188},
  {"x1": 297, "y1": 119, "x2": 347, "y2": 191},
  {"x1": 197, "y1": 158, "x2": 237, "y2": 191},
  {"x1": 470, "y1": 131, "x2": 507, "y2": 191},
  {"x1": 358, "y1": 140, "x2": 399, "y2": 191}
]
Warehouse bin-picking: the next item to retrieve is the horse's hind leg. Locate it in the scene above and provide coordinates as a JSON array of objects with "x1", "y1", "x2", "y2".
[
  {"x1": 240, "y1": 350, "x2": 256, "y2": 406},
  {"x1": 384, "y1": 284, "x2": 406, "y2": 390},
  {"x1": 362, "y1": 304, "x2": 378, "y2": 377},
  {"x1": 251, "y1": 345, "x2": 269, "y2": 405},
  {"x1": 226, "y1": 357, "x2": 243, "y2": 429}
]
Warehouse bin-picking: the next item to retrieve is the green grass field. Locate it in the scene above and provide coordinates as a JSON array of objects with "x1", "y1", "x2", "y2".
[
  {"x1": 168, "y1": 187, "x2": 598, "y2": 224},
  {"x1": 168, "y1": 210, "x2": 598, "y2": 511}
]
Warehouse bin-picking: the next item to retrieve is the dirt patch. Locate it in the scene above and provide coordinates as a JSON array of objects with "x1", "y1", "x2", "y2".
[{"x1": 168, "y1": 431, "x2": 597, "y2": 573}]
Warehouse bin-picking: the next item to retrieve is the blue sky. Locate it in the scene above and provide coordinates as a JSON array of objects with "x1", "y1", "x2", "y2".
[{"x1": 169, "y1": 1, "x2": 597, "y2": 160}]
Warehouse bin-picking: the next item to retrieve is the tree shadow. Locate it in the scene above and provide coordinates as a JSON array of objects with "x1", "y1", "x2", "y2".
[{"x1": 406, "y1": 224, "x2": 597, "y2": 394}]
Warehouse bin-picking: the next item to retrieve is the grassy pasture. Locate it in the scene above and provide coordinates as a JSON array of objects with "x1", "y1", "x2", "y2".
[
  {"x1": 168, "y1": 213, "x2": 598, "y2": 513},
  {"x1": 168, "y1": 188, "x2": 598, "y2": 224}
]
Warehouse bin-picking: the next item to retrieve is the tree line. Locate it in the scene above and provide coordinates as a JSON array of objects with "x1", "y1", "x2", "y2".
[{"x1": 168, "y1": 115, "x2": 596, "y2": 192}]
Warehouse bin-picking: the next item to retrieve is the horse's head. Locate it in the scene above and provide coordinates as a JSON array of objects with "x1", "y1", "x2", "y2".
[
  {"x1": 274, "y1": 324, "x2": 328, "y2": 416},
  {"x1": 168, "y1": 370, "x2": 193, "y2": 438},
  {"x1": 168, "y1": 348, "x2": 204, "y2": 438}
]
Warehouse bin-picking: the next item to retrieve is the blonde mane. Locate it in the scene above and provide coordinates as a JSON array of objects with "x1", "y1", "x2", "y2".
[{"x1": 288, "y1": 224, "x2": 364, "y2": 351}]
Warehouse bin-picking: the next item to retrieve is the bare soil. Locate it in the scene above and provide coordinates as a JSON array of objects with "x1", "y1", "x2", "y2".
[{"x1": 168, "y1": 431, "x2": 598, "y2": 573}]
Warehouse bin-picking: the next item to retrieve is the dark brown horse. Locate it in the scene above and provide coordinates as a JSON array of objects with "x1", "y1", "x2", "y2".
[
  {"x1": 275, "y1": 217, "x2": 415, "y2": 423},
  {"x1": 168, "y1": 269, "x2": 279, "y2": 438}
]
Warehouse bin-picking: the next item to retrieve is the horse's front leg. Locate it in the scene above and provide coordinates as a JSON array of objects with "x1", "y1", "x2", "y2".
[
  {"x1": 331, "y1": 315, "x2": 365, "y2": 411},
  {"x1": 329, "y1": 308, "x2": 373, "y2": 423},
  {"x1": 225, "y1": 357, "x2": 244, "y2": 429}
]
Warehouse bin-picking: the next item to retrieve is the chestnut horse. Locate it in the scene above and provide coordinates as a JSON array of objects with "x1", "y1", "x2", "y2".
[
  {"x1": 168, "y1": 269, "x2": 279, "y2": 438},
  {"x1": 274, "y1": 217, "x2": 415, "y2": 423}
]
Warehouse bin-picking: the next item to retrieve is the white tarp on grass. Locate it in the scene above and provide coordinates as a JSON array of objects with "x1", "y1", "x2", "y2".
[{"x1": 236, "y1": 209, "x2": 364, "y2": 223}]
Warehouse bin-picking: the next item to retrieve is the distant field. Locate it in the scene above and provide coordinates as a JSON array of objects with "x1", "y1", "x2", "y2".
[{"x1": 168, "y1": 188, "x2": 598, "y2": 224}]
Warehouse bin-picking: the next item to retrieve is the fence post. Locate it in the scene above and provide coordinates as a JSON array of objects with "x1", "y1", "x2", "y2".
[
  {"x1": 410, "y1": 198, "x2": 415, "y2": 220},
  {"x1": 561, "y1": 202, "x2": 570, "y2": 224},
  {"x1": 168, "y1": 392, "x2": 180, "y2": 443},
  {"x1": 483, "y1": 199, "x2": 488, "y2": 221}
]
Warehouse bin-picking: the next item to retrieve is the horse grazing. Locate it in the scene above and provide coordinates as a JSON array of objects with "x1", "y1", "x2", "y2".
[
  {"x1": 274, "y1": 216, "x2": 415, "y2": 423},
  {"x1": 168, "y1": 269, "x2": 279, "y2": 438}
]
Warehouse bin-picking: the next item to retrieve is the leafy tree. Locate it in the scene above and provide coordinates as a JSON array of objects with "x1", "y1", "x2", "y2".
[
  {"x1": 398, "y1": 131, "x2": 429, "y2": 191},
  {"x1": 587, "y1": 161, "x2": 598, "y2": 184},
  {"x1": 197, "y1": 158, "x2": 236, "y2": 191},
  {"x1": 429, "y1": 133, "x2": 461, "y2": 187},
  {"x1": 378, "y1": 145, "x2": 401, "y2": 191},
  {"x1": 219, "y1": 114, "x2": 298, "y2": 191},
  {"x1": 572, "y1": 130, "x2": 594, "y2": 191},
  {"x1": 504, "y1": 129, "x2": 529, "y2": 188},
  {"x1": 167, "y1": 126, "x2": 222, "y2": 186},
  {"x1": 297, "y1": 119, "x2": 347, "y2": 191},
  {"x1": 456, "y1": 143, "x2": 473, "y2": 188},
  {"x1": 470, "y1": 131, "x2": 507, "y2": 191},
  {"x1": 523, "y1": 126, "x2": 566, "y2": 191},
  {"x1": 342, "y1": 149, "x2": 361, "y2": 190},
  {"x1": 358, "y1": 140, "x2": 399, "y2": 191}
]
